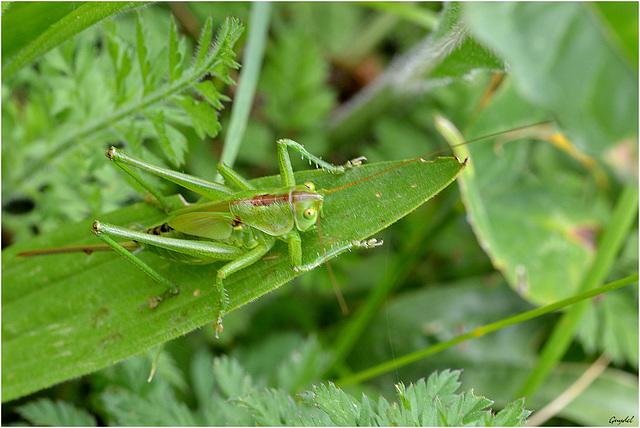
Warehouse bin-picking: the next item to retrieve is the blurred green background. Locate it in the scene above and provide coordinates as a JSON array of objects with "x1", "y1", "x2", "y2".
[{"x1": 2, "y1": 2, "x2": 637, "y2": 426}]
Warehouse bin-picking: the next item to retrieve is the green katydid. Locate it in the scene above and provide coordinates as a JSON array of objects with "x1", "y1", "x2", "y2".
[
  {"x1": 16, "y1": 121, "x2": 553, "y2": 338},
  {"x1": 18, "y1": 139, "x2": 382, "y2": 337}
]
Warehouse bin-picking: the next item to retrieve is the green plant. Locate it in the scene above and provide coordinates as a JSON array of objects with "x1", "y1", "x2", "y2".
[
  {"x1": 2, "y1": 9, "x2": 242, "y2": 240},
  {"x1": 2, "y1": 3, "x2": 637, "y2": 426},
  {"x1": 15, "y1": 347, "x2": 531, "y2": 426}
]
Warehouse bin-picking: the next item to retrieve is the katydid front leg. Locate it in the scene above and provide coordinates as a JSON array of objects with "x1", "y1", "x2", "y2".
[
  {"x1": 284, "y1": 230, "x2": 303, "y2": 268},
  {"x1": 277, "y1": 139, "x2": 367, "y2": 183},
  {"x1": 295, "y1": 238, "x2": 384, "y2": 272}
]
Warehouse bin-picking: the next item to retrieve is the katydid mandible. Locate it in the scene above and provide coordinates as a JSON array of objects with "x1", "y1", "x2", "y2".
[{"x1": 19, "y1": 140, "x2": 381, "y2": 337}]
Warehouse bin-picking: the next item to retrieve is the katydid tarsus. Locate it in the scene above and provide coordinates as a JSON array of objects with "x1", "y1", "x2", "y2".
[{"x1": 17, "y1": 121, "x2": 552, "y2": 337}]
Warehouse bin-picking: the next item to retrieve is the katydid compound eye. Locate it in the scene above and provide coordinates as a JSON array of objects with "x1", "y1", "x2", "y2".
[
  {"x1": 303, "y1": 207, "x2": 316, "y2": 219},
  {"x1": 303, "y1": 182, "x2": 315, "y2": 190}
]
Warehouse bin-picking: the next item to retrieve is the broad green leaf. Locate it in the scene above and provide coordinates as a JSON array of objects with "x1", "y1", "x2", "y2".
[
  {"x1": 445, "y1": 85, "x2": 603, "y2": 305},
  {"x1": 1, "y1": 2, "x2": 149, "y2": 81},
  {"x1": 2, "y1": 3, "x2": 84, "y2": 62},
  {"x1": 2, "y1": 156, "x2": 466, "y2": 401},
  {"x1": 464, "y1": 2, "x2": 639, "y2": 157},
  {"x1": 593, "y1": 2, "x2": 638, "y2": 67}
]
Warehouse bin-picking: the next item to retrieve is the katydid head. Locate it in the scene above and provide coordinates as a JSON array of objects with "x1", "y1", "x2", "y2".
[{"x1": 291, "y1": 183, "x2": 323, "y2": 232}]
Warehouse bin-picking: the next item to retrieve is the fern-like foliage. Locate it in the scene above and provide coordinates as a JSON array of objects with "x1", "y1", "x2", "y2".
[
  {"x1": 15, "y1": 398, "x2": 97, "y2": 426},
  {"x1": 15, "y1": 350, "x2": 530, "y2": 427},
  {"x1": 2, "y1": 14, "x2": 243, "y2": 241},
  {"x1": 299, "y1": 372, "x2": 531, "y2": 426}
]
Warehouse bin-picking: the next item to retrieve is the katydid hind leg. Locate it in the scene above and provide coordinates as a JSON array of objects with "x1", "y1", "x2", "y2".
[
  {"x1": 110, "y1": 159, "x2": 172, "y2": 213},
  {"x1": 91, "y1": 223, "x2": 180, "y2": 306},
  {"x1": 106, "y1": 147, "x2": 234, "y2": 202},
  {"x1": 92, "y1": 220, "x2": 246, "y2": 313},
  {"x1": 94, "y1": 221, "x2": 245, "y2": 261}
]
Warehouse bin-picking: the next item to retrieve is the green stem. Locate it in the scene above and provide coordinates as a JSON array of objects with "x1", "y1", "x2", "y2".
[
  {"x1": 217, "y1": 2, "x2": 271, "y2": 180},
  {"x1": 336, "y1": 274, "x2": 638, "y2": 386},
  {"x1": 515, "y1": 182, "x2": 639, "y2": 399}
]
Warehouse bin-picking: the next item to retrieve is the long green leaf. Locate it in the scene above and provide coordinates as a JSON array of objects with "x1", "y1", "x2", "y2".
[
  {"x1": 2, "y1": 156, "x2": 466, "y2": 402},
  {"x1": 2, "y1": 2, "x2": 149, "y2": 81}
]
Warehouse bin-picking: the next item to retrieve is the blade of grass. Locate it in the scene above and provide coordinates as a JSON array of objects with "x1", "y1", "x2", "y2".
[
  {"x1": 515, "y1": 182, "x2": 639, "y2": 399},
  {"x1": 336, "y1": 274, "x2": 638, "y2": 386},
  {"x1": 216, "y1": 1, "x2": 271, "y2": 180}
]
